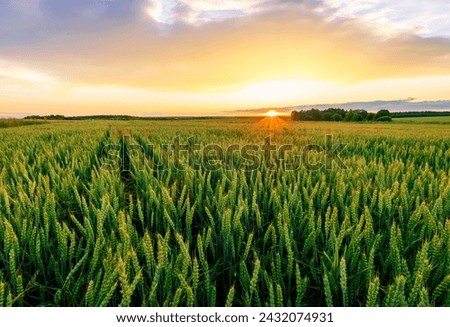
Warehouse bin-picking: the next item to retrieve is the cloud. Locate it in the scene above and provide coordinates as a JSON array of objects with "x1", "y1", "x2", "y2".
[
  {"x1": 2, "y1": 1, "x2": 450, "y2": 94},
  {"x1": 230, "y1": 98, "x2": 450, "y2": 113},
  {"x1": 0, "y1": 58, "x2": 57, "y2": 84},
  {"x1": 143, "y1": 0, "x2": 263, "y2": 25},
  {"x1": 322, "y1": 0, "x2": 450, "y2": 37},
  {"x1": 0, "y1": 0, "x2": 144, "y2": 45},
  {"x1": 143, "y1": 0, "x2": 324, "y2": 25},
  {"x1": 141, "y1": 0, "x2": 450, "y2": 38}
]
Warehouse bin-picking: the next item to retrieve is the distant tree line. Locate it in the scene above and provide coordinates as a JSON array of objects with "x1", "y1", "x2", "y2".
[
  {"x1": 290, "y1": 108, "x2": 392, "y2": 122},
  {"x1": 23, "y1": 115, "x2": 228, "y2": 121},
  {"x1": 24, "y1": 115, "x2": 139, "y2": 120},
  {"x1": 390, "y1": 111, "x2": 450, "y2": 118}
]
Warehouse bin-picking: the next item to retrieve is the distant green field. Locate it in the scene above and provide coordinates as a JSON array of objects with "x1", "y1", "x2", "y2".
[
  {"x1": 0, "y1": 118, "x2": 449, "y2": 307},
  {"x1": 394, "y1": 116, "x2": 450, "y2": 124}
]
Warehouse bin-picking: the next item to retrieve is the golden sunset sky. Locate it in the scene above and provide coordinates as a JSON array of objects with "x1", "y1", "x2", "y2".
[{"x1": 1, "y1": 0, "x2": 450, "y2": 116}]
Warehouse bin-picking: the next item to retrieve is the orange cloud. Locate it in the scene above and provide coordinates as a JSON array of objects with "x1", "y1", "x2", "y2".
[{"x1": 2, "y1": 4, "x2": 449, "y2": 94}]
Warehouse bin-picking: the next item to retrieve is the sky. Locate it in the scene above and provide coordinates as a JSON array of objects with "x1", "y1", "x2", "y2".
[{"x1": 1, "y1": 0, "x2": 450, "y2": 117}]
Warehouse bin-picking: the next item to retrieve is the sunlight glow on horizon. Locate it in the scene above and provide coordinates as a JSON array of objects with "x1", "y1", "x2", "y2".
[
  {"x1": 266, "y1": 110, "x2": 279, "y2": 117},
  {"x1": 3, "y1": 76, "x2": 450, "y2": 117}
]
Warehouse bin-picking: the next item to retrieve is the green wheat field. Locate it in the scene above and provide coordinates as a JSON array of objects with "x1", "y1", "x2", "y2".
[{"x1": 0, "y1": 118, "x2": 449, "y2": 307}]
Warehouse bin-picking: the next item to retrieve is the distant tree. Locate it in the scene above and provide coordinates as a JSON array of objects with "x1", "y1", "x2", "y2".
[
  {"x1": 323, "y1": 108, "x2": 344, "y2": 120},
  {"x1": 366, "y1": 113, "x2": 376, "y2": 121},
  {"x1": 391, "y1": 111, "x2": 450, "y2": 118},
  {"x1": 376, "y1": 116, "x2": 392, "y2": 122},
  {"x1": 334, "y1": 108, "x2": 346, "y2": 118},
  {"x1": 302, "y1": 111, "x2": 311, "y2": 121},
  {"x1": 291, "y1": 111, "x2": 301, "y2": 121},
  {"x1": 352, "y1": 113, "x2": 363, "y2": 121},
  {"x1": 375, "y1": 109, "x2": 391, "y2": 119},
  {"x1": 290, "y1": 108, "x2": 391, "y2": 122},
  {"x1": 331, "y1": 113, "x2": 343, "y2": 121},
  {"x1": 309, "y1": 109, "x2": 322, "y2": 121},
  {"x1": 344, "y1": 111, "x2": 355, "y2": 121},
  {"x1": 322, "y1": 112, "x2": 333, "y2": 121},
  {"x1": 355, "y1": 110, "x2": 368, "y2": 120}
]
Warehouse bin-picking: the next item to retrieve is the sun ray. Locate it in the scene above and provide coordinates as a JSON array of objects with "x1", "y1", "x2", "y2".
[{"x1": 255, "y1": 109, "x2": 290, "y2": 137}]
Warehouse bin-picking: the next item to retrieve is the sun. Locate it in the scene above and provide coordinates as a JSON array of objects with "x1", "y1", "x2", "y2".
[{"x1": 266, "y1": 109, "x2": 279, "y2": 117}]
